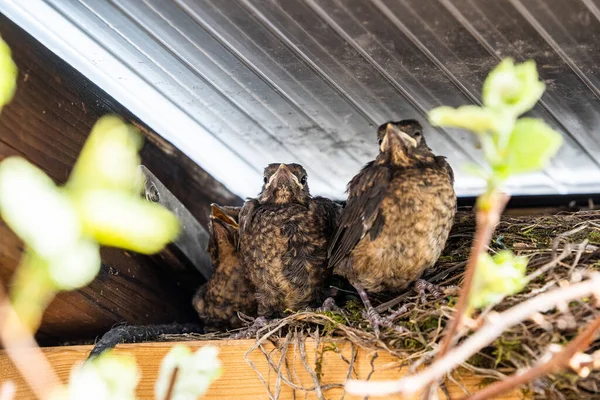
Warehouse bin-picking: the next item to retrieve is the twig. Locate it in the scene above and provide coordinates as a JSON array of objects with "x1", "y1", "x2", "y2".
[
  {"x1": 461, "y1": 314, "x2": 600, "y2": 400},
  {"x1": 164, "y1": 366, "x2": 179, "y2": 400},
  {"x1": 340, "y1": 345, "x2": 357, "y2": 400},
  {"x1": 437, "y1": 191, "x2": 510, "y2": 358},
  {"x1": 345, "y1": 273, "x2": 600, "y2": 397},
  {"x1": 526, "y1": 244, "x2": 572, "y2": 283},
  {"x1": 298, "y1": 334, "x2": 325, "y2": 400},
  {"x1": 0, "y1": 285, "x2": 61, "y2": 400}
]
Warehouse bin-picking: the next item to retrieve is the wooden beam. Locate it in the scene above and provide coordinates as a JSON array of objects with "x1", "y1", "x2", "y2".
[
  {"x1": 0, "y1": 339, "x2": 522, "y2": 400},
  {"x1": 0, "y1": 13, "x2": 242, "y2": 345}
]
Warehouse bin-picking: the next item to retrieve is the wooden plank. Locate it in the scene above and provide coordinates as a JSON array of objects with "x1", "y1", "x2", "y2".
[
  {"x1": 0, "y1": 13, "x2": 242, "y2": 345},
  {"x1": 0, "y1": 339, "x2": 523, "y2": 400}
]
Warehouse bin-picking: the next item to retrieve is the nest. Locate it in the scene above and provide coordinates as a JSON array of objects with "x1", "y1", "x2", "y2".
[{"x1": 163, "y1": 209, "x2": 600, "y2": 400}]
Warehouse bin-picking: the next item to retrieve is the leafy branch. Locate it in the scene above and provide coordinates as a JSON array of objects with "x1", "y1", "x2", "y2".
[
  {"x1": 431, "y1": 58, "x2": 562, "y2": 360},
  {"x1": 0, "y1": 35, "x2": 221, "y2": 400}
]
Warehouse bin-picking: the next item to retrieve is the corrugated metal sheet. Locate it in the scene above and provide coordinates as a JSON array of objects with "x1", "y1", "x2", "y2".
[{"x1": 2, "y1": 0, "x2": 600, "y2": 199}]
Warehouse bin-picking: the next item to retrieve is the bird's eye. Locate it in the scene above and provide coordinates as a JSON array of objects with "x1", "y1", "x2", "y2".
[
  {"x1": 377, "y1": 138, "x2": 383, "y2": 145},
  {"x1": 414, "y1": 131, "x2": 422, "y2": 138},
  {"x1": 263, "y1": 176, "x2": 268, "y2": 184},
  {"x1": 300, "y1": 175, "x2": 307, "y2": 185}
]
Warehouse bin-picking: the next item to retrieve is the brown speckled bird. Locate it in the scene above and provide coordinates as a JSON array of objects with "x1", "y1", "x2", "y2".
[
  {"x1": 238, "y1": 163, "x2": 341, "y2": 319},
  {"x1": 328, "y1": 120, "x2": 456, "y2": 334},
  {"x1": 193, "y1": 204, "x2": 257, "y2": 332}
]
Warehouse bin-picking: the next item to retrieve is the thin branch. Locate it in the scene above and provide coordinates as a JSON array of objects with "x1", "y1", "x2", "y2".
[
  {"x1": 0, "y1": 285, "x2": 62, "y2": 400},
  {"x1": 461, "y1": 314, "x2": 600, "y2": 400},
  {"x1": 437, "y1": 191, "x2": 510, "y2": 358},
  {"x1": 345, "y1": 274, "x2": 600, "y2": 397},
  {"x1": 299, "y1": 335, "x2": 325, "y2": 400},
  {"x1": 164, "y1": 366, "x2": 180, "y2": 400},
  {"x1": 526, "y1": 244, "x2": 572, "y2": 283}
]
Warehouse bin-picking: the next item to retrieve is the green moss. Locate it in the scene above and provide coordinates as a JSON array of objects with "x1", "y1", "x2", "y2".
[
  {"x1": 491, "y1": 338, "x2": 522, "y2": 367},
  {"x1": 315, "y1": 344, "x2": 337, "y2": 380},
  {"x1": 402, "y1": 337, "x2": 421, "y2": 349},
  {"x1": 587, "y1": 229, "x2": 600, "y2": 243},
  {"x1": 467, "y1": 353, "x2": 489, "y2": 368},
  {"x1": 344, "y1": 299, "x2": 364, "y2": 323},
  {"x1": 447, "y1": 296, "x2": 458, "y2": 307},
  {"x1": 418, "y1": 315, "x2": 440, "y2": 331}
]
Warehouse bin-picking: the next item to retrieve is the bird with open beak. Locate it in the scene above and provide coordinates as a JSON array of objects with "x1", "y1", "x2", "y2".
[
  {"x1": 328, "y1": 120, "x2": 456, "y2": 335},
  {"x1": 193, "y1": 204, "x2": 258, "y2": 332},
  {"x1": 238, "y1": 163, "x2": 341, "y2": 323}
]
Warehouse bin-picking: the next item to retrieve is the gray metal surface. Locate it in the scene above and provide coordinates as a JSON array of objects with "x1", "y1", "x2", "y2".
[
  {"x1": 2, "y1": 0, "x2": 600, "y2": 199},
  {"x1": 140, "y1": 165, "x2": 212, "y2": 278}
]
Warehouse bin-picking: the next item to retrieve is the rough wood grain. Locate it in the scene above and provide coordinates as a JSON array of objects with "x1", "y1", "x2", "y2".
[
  {"x1": 0, "y1": 339, "x2": 523, "y2": 400},
  {"x1": 0, "y1": 13, "x2": 242, "y2": 345}
]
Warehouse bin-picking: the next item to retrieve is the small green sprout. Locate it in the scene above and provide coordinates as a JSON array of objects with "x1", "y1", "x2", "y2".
[
  {"x1": 502, "y1": 118, "x2": 563, "y2": 177},
  {"x1": 482, "y1": 59, "x2": 546, "y2": 117},
  {"x1": 429, "y1": 58, "x2": 563, "y2": 192},
  {"x1": 50, "y1": 350, "x2": 140, "y2": 400},
  {"x1": 469, "y1": 251, "x2": 528, "y2": 309},
  {"x1": 155, "y1": 345, "x2": 223, "y2": 400},
  {"x1": 0, "y1": 34, "x2": 17, "y2": 112}
]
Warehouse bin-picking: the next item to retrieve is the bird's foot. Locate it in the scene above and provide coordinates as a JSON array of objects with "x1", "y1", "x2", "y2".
[
  {"x1": 414, "y1": 279, "x2": 460, "y2": 303},
  {"x1": 354, "y1": 285, "x2": 404, "y2": 337},
  {"x1": 381, "y1": 304, "x2": 409, "y2": 323},
  {"x1": 362, "y1": 307, "x2": 405, "y2": 336},
  {"x1": 230, "y1": 315, "x2": 270, "y2": 339},
  {"x1": 309, "y1": 297, "x2": 342, "y2": 313}
]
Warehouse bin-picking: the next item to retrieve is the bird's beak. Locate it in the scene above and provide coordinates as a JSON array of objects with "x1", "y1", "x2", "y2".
[
  {"x1": 210, "y1": 203, "x2": 239, "y2": 228},
  {"x1": 271, "y1": 163, "x2": 299, "y2": 186},
  {"x1": 382, "y1": 123, "x2": 417, "y2": 150}
]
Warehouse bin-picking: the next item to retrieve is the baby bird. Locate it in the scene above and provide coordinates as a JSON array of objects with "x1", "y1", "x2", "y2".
[
  {"x1": 239, "y1": 163, "x2": 340, "y2": 318},
  {"x1": 328, "y1": 120, "x2": 456, "y2": 334},
  {"x1": 193, "y1": 204, "x2": 257, "y2": 332}
]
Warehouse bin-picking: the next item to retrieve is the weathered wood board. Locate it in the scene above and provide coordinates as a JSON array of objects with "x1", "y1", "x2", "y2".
[{"x1": 0, "y1": 339, "x2": 523, "y2": 400}]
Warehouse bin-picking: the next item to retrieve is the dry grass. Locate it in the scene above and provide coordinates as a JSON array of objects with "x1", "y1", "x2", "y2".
[{"x1": 162, "y1": 209, "x2": 600, "y2": 400}]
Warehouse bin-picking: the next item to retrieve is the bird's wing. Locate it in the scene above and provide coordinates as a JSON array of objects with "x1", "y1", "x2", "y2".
[
  {"x1": 435, "y1": 155, "x2": 454, "y2": 184},
  {"x1": 327, "y1": 161, "x2": 389, "y2": 269},
  {"x1": 311, "y1": 196, "x2": 343, "y2": 239},
  {"x1": 237, "y1": 199, "x2": 258, "y2": 247}
]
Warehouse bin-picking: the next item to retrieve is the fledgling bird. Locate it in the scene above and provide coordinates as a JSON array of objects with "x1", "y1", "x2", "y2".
[
  {"x1": 238, "y1": 163, "x2": 341, "y2": 319},
  {"x1": 193, "y1": 204, "x2": 257, "y2": 332},
  {"x1": 328, "y1": 120, "x2": 456, "y2": 334}
]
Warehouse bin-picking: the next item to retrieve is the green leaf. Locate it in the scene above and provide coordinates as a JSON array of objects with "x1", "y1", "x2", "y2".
[
  {"x1": 428, "y1": 105, "x2": 503, "y2": 134},
  {"x1": 0, "y1": 35, "x2": 17, "y2": 111},
  {"x1": 67, "y1": 115, "x2": 144, "y2": 195},
  {"x1": 46, "y1": 238, "x2": 101, "y2": 290},
  {"x1": 482, "y1": 58, "x2": 545, "y2": 117},
  {"x1": 461, "y1": 163, "x2": 490, "y2": 180},
  {"x1": 504, "y1": 118, "x2": 563, "y2": 175},
  {"x1": 155, "y1": 345, "x2": 222, "y2": 400},
  {"x1": 0, "y1": 157, "x2": 81, "y2": 259},
  {"x1": 76, "y1": 190, "x2": 180, "y2": 254},
  {"x1": 469, "y1": 250, "x2": 528, "y2": 309}
]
